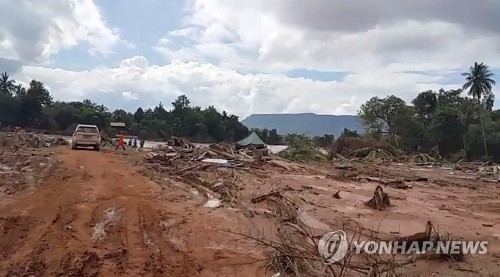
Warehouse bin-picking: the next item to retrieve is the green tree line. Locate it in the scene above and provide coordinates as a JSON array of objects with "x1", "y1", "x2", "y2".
[
  {"x1": 0, "y1": 71, "x2": 336, "y2": 146},
  {"x1": 357, "y1": 62, "x2": 497, "y2": 161},
  {"x1": 0, "y1": 72, "x2": 250, "y2": 142},
  {"x1": 1, "y1": 61, "x2": 497, "y2": 159}
]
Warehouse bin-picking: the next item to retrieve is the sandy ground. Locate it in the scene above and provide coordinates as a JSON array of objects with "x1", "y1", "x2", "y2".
[{"x1": 2, "y1": 146, "x2": 500, "y2": 276}]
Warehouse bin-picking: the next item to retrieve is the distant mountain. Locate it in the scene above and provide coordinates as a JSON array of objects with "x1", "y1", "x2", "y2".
[{"x1": 241, "y1": 113, "x2": 363, "y2": 137}]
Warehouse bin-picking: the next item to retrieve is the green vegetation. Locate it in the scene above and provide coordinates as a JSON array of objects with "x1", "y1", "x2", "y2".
[
  {"x1": 357, "y1": 62, "x2": 497, "y2": 161},
  {"x1": 0, "y1": 73, "x2": 249, "y2": 142},
  {"x1": 1, "y1": 61, "x2": 498, "y2": 162},
  {"x1": 276, "y1": 134, "x2": 327, "y2": 163}
]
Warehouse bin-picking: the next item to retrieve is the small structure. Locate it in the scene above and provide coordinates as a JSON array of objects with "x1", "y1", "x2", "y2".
[
  {"x1": 110, "y1": 122, "x2": 126, "y2": 128},
  {"x1": 109, "y1": 122, "x2": 133, "y2": 140},
  {"x1": 236, "y1": 132, "x2": 266, "y2": 150}
]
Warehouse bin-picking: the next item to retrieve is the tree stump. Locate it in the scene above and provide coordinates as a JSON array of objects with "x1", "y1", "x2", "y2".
[{"x1": 365, "y1": 185, "x2": 390, "y2": 210}]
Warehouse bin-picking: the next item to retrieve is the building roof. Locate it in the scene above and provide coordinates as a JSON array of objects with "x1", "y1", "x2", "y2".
[
  {"x1": 110, "y1": 122, "x2": 126, "y2": 127},
  {"x1": 236, "y1": 132, "x2": 265, "y2": 147}
]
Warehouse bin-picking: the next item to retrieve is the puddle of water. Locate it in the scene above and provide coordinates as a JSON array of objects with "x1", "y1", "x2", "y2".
[{"x1": 91, "y1": 207, "x2": 123, "y2": 241}]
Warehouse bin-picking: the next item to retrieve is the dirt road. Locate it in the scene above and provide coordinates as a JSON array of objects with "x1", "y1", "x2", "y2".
[{"x1": 0, "y1": 148, "x2": 265, "y2": 276}]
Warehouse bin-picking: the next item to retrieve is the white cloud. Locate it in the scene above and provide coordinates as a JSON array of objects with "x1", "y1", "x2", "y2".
[
  {"x1": 3, "y1": 0, "x2": 499, "y2": 119},
  {"x1": 0, "y1": 0, "x2": 121, "y2": 64},
  {"x1": 155, "y1": 0, "x2": 500, "y2": 73},
  {"x1": 122, "y1": 91, "x2": 139, "y2": 100},
  {"x1": 16, "y1": 56, "x2": 459, "y2": 117}
]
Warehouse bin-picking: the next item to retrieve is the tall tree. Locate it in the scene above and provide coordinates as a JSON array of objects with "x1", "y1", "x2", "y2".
[
  {"x1": 358, "y1": 95, "x2": 412, "y2": 135},
  {"x1": 19, "y1": 80, "x2": 53, "y2": 126},
  {"x1": 0, "y1": 72, "x2": 16, "y2": 96},
  {"x1": 134, "y1": 107, "x2": 145, "y2": 122},
  {"x1": 461, "y1": 62, "x2": 496, "y2": 156}
]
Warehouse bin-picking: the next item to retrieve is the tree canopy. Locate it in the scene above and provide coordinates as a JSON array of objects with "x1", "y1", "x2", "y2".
[
  {"x1": 358, "y1": 62, "x2": 498, "y2": 161},
  {"x1": 0, "y1": 72, "x2": 250, "y2": 143}
]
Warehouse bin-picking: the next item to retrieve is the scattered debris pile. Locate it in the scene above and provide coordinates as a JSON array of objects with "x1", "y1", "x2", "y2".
[
  {"x1": 243, "y1": 190, "x2": 418, "y2": 276},
  {"x1": 277, "y1": 136, "x2": 326, "y2": 163},
  {"x1": 146, "y1": 141, "x2": 259, "y2": 174},
  {"x1": 195, "y1": 168, "x2": 242, "y2": 205},
  {"x1": 407, "y1": 153, "x2": 437, "y2": 164},
  {"x1": 332, "y1": 136, "x2": 398, "y2": 158},
  {"x1": 363, "y1": 149, "x2": 394, "y2": 163},
  {"x1": 145, "y1": 137, "x2": 273, "y2": 208},
  {"x1": 166, "y1": 136, "x2": 196, "y2": 149},
  {"x1": 1, "y1": 133, "x2": 68, "y2": 151},
  {"x1": 0, "y1": 133, "x2": 60, "y2": 194}
]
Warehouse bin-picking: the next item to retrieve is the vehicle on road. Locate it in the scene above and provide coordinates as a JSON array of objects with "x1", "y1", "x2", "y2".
[{"x1": 71, "y1": 124, "x2": 102, "y2": 151}]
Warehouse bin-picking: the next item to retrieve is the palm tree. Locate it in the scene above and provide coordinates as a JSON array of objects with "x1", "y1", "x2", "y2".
[
  {"x1": 461, "y1": 62, "x2": 496, "y2": 157},
  {"x1": 0, "y1": 72, "x2": 16, "y2": 95}
]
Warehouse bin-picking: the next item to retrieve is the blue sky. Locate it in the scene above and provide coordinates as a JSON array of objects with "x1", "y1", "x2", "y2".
[{"x1": 1, "y1": 0, "x2": 499, "y2": 117}]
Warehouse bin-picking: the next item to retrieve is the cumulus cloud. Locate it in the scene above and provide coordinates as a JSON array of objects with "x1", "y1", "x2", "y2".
[
  {"x1": 156, "y1": 0, "x2": 500, "y2": 73},
  {"x1": 122, "y1": 91, "x2": 139, "y2": 100},
  {"x1": 2, "y1": 0, "x2": 499, "y2": 117},
  {"x1": 15, "y1": 56, "x2": 458, "y2": 118},
  {"x1": 0, "y1": 0, "x2": 121, "y2": 64}
]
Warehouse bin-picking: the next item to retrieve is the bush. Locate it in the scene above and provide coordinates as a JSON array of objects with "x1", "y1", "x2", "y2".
[{"x1": 331, "y1": 136, "x2": 398, "y2": 157}]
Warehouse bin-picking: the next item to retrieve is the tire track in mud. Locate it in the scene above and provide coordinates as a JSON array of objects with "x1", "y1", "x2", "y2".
[{"x1": 137, "y1": 204, "x2": 202, "y2": 276}]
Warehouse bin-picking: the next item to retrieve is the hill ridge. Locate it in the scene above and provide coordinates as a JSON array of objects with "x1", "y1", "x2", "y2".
[{"x1": 241, "y1": 113, "x2": 363, "y2": 137}]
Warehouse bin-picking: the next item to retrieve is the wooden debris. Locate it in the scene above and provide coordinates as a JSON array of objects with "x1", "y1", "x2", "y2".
[
  {"x1": 404, "y1": 177, "x2": 428, "y2": 182},
  {"x1": 333, "y1": 190, "x2": 342, "y2": 199},
  {"x1": 365, "y1": 185, "x2": 390, "y2": 210},
  {"x1": 356, "y1": 176, "x2": 413, "y2": 189},
  {"x1": 396, "y1": 221, "x2": 432, "y2": 246},
  {"x1": 250, "y1": 191, "x2": 283, "y2": 203},
  {"x1": 146, "y1": 137, "x2": 271, "y2": 174},
  {"x1": 167, "y1": 136, "x2": 196, "y2": 148},
  {"x1": 334, "y1": 164, "x2": 355, "y2": 169}
]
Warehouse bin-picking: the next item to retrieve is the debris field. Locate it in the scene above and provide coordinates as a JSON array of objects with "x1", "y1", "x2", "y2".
[{"x1": 1, "y1": 132, "x2": 500, "y2": 276}]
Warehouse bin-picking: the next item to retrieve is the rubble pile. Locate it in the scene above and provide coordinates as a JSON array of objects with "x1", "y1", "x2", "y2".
[
  {"x1": 146, "y1": 140, "x2": 270, "y2": 175},
  {"x1": 166, "y1": 136, "x2": 196, "y2": 149},
  {"x1": 1, "y1": 133, "x2": 60, "y2": 194},
  {"x1": 145, "y1": 138, "x2": 277, "y2": 208},
  {"x1": 1, "y1": 133, "x2": 68, "y2": 151}
]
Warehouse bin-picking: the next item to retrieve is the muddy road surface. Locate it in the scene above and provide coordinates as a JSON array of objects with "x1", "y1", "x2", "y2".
[{"x1": 0, "y1": 148, "x2": 264, "y2": 276}]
